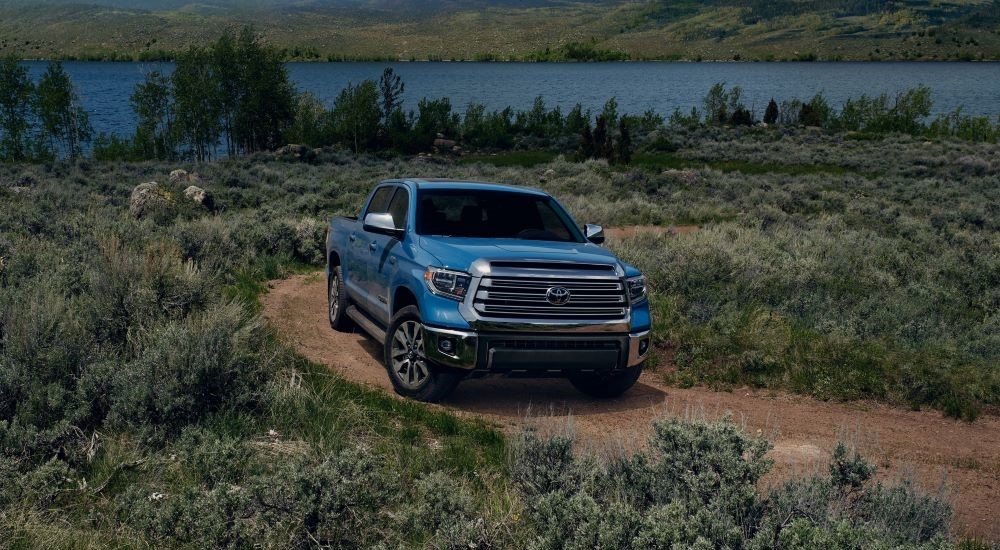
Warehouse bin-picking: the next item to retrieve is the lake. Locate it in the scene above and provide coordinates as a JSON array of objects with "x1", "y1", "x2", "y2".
[{"x1": 22, "y1": 60, "x2": 1000, "y2": 138}]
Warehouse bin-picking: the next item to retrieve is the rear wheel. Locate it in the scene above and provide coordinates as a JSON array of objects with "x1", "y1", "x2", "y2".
[
  {"x1": 569, "y1": 365, "x2": 643, "y2": 398},
  {"x1": 384, "y1": 306, "x2": 461, "y2": 402},
  {"x1": 328, "y1": 265, "x2": 352, "y2": 331}
]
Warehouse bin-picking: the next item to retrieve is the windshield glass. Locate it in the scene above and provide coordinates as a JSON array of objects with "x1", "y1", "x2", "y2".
[{"x1": 416, "y1": 189, "x2": 583, "y2": 242}]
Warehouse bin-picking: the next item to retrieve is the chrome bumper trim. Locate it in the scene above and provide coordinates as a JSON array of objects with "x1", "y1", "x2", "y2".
[
  {"x1": 627, "y1": 330, "x2": 651, "y2": 367},
  {"x1": 422, "y1": 325, "x2": 478, "y2": 370}
]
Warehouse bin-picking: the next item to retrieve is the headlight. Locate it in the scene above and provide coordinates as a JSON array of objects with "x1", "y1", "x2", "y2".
[
  {"x1": 626, "y1": 275, "x2": 647, "y2": 303},
  {"x1": 424, "y1": 267, "x2": 471, "y2": 301}
]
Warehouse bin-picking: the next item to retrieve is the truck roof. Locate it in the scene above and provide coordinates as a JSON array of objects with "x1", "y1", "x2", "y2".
[{"x1": 387, "y1": 178, "x2": 548, "y2": 196}]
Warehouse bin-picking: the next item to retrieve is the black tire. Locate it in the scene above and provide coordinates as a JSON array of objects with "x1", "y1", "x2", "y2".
[
  {"x1": 328, "y1": 265, "x2": 352, "y2": 331},
  {"x1": 569, "y1": 364, "x2": 643, "y2": 398},
  {"x1": 384, "y1": 305, "x2": 461, "y2": 402}
]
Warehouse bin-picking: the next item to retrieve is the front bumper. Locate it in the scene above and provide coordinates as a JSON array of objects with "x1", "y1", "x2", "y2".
[{"x1": 423, "y1": 325, "x2": 651, "y2": 373}]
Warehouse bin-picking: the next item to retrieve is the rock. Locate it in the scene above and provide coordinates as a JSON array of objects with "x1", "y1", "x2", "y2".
[
  {"x1": 129, "y1": 181, "x2": 174, "y2": 220},
  {"x1": 183, "y1": 185, "x2": 215, "y2": 211},
  {"x1": 433, "y1": 138, "x2": 456, "y2": 149},
  {"x1": 275, "y1": 144, "x2": 311, "y2": 161},
  {"x1": 169, "y1": 169, "x2": 188, "y2": 183},
  {"x1": 540, "y1": 168, "x2": 556, "y2": 183}
]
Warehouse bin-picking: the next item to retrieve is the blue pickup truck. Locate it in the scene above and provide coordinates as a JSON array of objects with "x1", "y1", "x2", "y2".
[{"x1": 326, "y1": 178, "x2": 651, "y2": 402}]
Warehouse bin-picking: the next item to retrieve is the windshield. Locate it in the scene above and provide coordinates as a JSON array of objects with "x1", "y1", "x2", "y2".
[{"x1": 416, "y1": 189, "x2": 584, "y2": 242}]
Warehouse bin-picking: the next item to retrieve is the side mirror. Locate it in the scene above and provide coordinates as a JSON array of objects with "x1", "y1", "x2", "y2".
[
  {"x1": 364, "y1": 212, "x2": 404, "y2": 239},
  {"x1": 584, "y1": 223, "x2": 605, "y2": 244}
]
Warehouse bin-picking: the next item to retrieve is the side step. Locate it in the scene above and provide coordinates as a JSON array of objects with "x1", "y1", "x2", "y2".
[{"x1": 345, "y1": 305, "x2": 387, "y2": 344}]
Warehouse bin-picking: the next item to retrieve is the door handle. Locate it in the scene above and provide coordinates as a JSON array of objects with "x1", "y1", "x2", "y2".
[
  {"x1": 348, "y1": 233, "x2": 356, "y2": 243},
  {"x1": 369, "y1": 242, "x2": 378, "y2": 251}
]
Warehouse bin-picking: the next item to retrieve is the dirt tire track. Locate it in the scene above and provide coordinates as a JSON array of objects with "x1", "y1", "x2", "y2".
[{"x1": 262, "y1": 273, "x2": 999, "y2": 540}]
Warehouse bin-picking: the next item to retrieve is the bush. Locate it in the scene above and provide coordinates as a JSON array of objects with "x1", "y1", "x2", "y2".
[{"x1": 511, "y1": 419, "x2": 951, "y2": 550}]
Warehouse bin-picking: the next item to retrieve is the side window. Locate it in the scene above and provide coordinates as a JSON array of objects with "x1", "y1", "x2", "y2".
[
  {"x1": 364, "y1": 186, "x2": 394, "y2": 217},
  {"x1": 386, "y1": 188, "x2": 409, "y2": 230}
]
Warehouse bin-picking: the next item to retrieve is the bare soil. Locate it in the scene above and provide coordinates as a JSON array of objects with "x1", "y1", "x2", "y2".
[{"x1": 262, "y1": 273, "x2": 999, "y2": 541}]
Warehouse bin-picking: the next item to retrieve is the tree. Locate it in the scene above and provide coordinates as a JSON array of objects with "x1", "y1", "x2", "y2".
[
  {"x1": 730, "y1": 106, "x2": 753, "y2": 126},
  {"x1": 578, "y1": 119, "x2": 594, "y2": 160},
  {"x1": 231, "y1": 27, "x2": 296, "y2": 153},
  {"x1": 172, "y1": 46, "x2": 221, "y2": 161},
  {"x1": 615, "y1": 117, "x2": 632, "y2": 165},
  {"x1": 593, "y1": 114, "x2": 612, "y2": 161},
  {"x1": 412, "y1": 97, "x2": 458, "y2": 150},
  {"x1": 330, "y1": 80, "x2": 380, "y2": 152},
  {"x1": 521, "y1": 96, "x2": 548, "y2": 137},
  {"x1": 763, "y1": 98, "x2": 779, "y2": 125},
  {"x1": 0, "y1": 57, "x2": 36, "y2": 162},
  {"x1": 284, "y1": 91, "x2": 328, "y2": 147},
  {"x1": 565, "y1": 103, "x2": 589, "y2": 136},
  {"x1": 35, "y1": 61, "x2": 91, "y2": 159},
  {"x1": 703, "y1": 82, "x2": 729, "y2": 125},
  {"x1": 131, "y1": 70, "x2": 174, "y2": 159},
  {"x1": 601, "y1": 97, "x2": 619, "y2": 128},
  {"x1": 799, "y1": 93, "x2": 831, "y2": 128},
  {"x1": 211, "y1": 30, "x2": 240, "y2": 157},
  {"x1": 378, "y1": 67, "x2": 404, "y2": 124}
]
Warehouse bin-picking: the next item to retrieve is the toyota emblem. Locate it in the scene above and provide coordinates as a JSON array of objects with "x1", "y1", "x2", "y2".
[{"x1": 545, "y1": 286, "x2": 571, "y2": 306}]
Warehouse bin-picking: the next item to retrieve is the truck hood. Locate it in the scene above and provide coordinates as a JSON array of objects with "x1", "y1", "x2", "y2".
[{"x1": 417, "y1": 236, "x2": 621, "y2": 273}]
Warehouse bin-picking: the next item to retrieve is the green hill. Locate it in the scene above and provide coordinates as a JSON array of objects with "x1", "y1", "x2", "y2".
[{"x1": 1, "y1": 0, "x2": 998, "y2": 60}]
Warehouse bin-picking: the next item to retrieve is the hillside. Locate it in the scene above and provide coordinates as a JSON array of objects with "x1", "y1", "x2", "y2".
[{"x1": 0, "y1": 0, "x2": 998, "y2": 61}]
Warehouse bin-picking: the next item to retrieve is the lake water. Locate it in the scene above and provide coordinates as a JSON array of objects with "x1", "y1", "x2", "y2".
[{"x1": 22, "y1": 61, "x2": 1000, "y2": 138}]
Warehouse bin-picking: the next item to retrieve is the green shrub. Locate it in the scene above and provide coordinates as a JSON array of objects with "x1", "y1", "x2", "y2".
[{"x1": 511, "y1": 417, "x2": 952, "y2": 549}]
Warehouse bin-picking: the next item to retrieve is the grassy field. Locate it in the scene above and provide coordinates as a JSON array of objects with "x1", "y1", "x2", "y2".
[
  {"x1": 0, "y1": 128, "x2": 994, "y2": 546},
  {"x1": 1, "y1": 0, "x2": 999, "y2": 61}
]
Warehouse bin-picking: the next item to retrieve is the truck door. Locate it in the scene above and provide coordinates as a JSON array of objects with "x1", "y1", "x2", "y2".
[
  {"x1": 348, "y1": 185, "x2": 393, "y2": 313},
  {"x1": 367, "y1": 186, "x2": 409, "y2": 326}
]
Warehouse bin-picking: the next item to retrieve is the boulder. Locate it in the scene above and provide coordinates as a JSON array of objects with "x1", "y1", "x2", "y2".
[
  {"x1": 275, "y1": 144, "x2": 313, "y2": 161},
  {"x1": 129, "y1": 181, "x2": 174, "y2": 220},
  {"x1": 184, "y1": 185, "x2": 215, "y2": 211},
  {"x1": 169, "y1": 169, "x2": 188, "y2": 183}
]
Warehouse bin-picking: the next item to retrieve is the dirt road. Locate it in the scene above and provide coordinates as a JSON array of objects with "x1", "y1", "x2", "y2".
[{"x1": 262, "y1": 272, "x2": 999, "y2": 541}]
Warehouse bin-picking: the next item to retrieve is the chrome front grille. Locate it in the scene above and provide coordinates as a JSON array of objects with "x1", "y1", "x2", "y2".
[{"x1": 473, "y1": 276, "x2": 628, "y2": 320}]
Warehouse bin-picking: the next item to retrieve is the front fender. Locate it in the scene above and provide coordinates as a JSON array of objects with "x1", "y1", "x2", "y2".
[{"x1": 393, "y1": 256, "x2": 471, "y2": 331}]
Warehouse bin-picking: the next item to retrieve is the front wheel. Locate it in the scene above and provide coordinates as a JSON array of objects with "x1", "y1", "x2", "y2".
[
  {"x1": 384, "y1": 306, "x2": 461, "y2": 402},
  {"x1": 569, "y1": 365, "x2": 643, "y2": 398}
]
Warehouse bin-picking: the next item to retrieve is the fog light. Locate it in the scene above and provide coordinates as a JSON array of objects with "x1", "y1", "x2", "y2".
[
  {"x1": 638, "y1": 339, "x2": 650, "y2": 356},
  {"x1": 439, "y1": 338, "x2": 455, "y2": 354}
]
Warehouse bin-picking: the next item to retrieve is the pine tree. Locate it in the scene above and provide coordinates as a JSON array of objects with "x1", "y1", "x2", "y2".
[
  {"x1": 378, "y1": 67, "x2": 404, "y2": 124},
  {"x1": 763, "y1": 98, "x2": 779, "y2": 125},
  {"x1": 593, "y1": 115, "x2": 613, "y2": 161},
  {"x1": 578, "y1": 119, "x2": 594, "y2": 160},
  {"x1": 615, "y1": 118, "x2": 632, "y2": 165}
]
